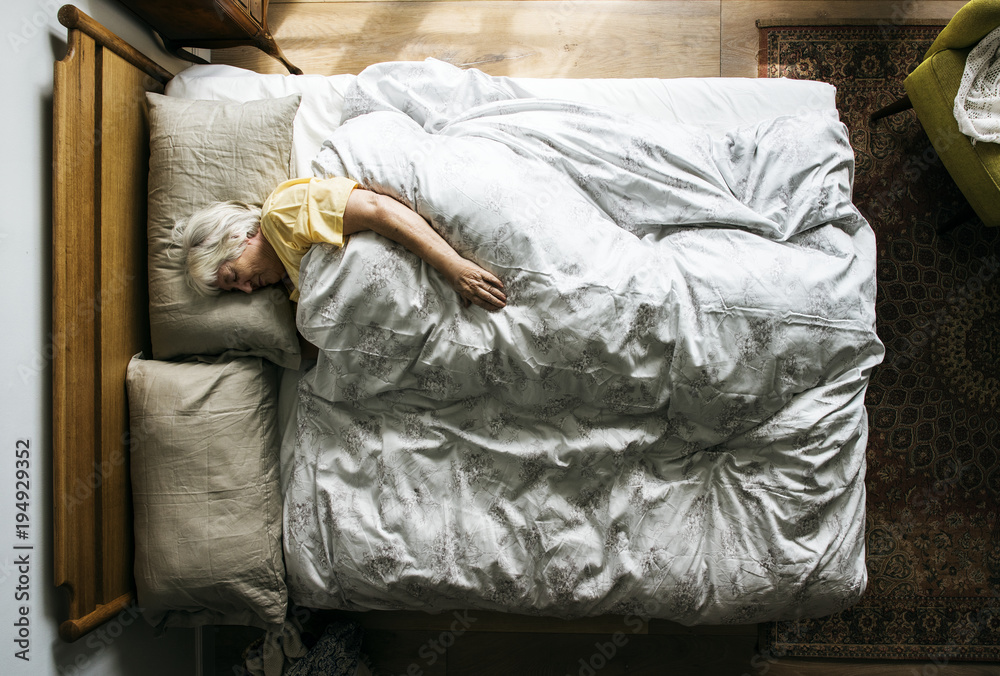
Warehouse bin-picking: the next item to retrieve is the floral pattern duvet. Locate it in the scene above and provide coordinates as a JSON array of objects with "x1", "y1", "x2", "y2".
[{"x1": 283, "y1": 61, "x2": 884, "y2": 624}]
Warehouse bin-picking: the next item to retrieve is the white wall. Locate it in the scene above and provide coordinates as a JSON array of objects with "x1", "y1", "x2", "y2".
[{"x1": 0, "y1": 1, "x2": 199, "y2": 674}]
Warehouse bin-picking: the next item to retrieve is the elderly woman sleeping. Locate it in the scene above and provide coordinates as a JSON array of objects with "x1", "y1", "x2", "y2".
[
  {"x1": 166, "y1": 59, "x2": 884, "y2": 625},
  {"x1": 173, "y1": 176, "x2": 507, "y2": 311}
]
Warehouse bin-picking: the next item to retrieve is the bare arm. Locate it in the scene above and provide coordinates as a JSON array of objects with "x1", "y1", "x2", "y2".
[
  {"x1": 342, "y1": 188, "x2": 507, "y2": 310},
  {"x1": 297, "y1": 331, "x2": 319, "y2": 361}
]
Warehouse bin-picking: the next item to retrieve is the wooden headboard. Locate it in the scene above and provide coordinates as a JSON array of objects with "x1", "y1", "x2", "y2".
[{"x1": 52, "y1": 4, "x2": 171, "y2": 642}]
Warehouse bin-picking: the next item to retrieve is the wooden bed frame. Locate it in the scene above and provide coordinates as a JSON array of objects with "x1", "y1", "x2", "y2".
[{"x1": 52, "y1": 4, "x2": 171, "y2": 642}]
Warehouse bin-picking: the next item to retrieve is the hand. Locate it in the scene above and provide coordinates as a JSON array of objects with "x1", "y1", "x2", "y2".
[
  {"x1": 343, "y1": 191, "x2": 507, "y2": 310},
  {"x1": 445, "y1": 259, "x2": 507, "y2": 311}
]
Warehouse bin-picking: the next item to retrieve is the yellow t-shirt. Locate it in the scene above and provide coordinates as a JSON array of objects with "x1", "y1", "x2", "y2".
[{"x1": 260, "y1": 176, "x2": 358, "y2": 301}]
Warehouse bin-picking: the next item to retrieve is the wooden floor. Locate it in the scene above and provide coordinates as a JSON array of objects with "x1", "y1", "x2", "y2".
[
  {"x1": 207, "y1": 608, "x2": 1000, "y2": 675},
  {"x1": 211, "y1": 1, "x2": 998, "y2": 674},
  {"x1": 216, "y1": 0, "x2": 967, "y2": 79}
]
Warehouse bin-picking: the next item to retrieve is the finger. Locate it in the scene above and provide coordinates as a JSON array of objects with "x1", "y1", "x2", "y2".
[
  {"x1": 461, "y1": 286, "x2": 492, "y2": 310},
  {"x1": 481, "y1": 270, "x2": 504, "y2": 289},
  {"x1": 471, "y1": 279, "x2": 503, "y2": 300},
  {"x1": 474, "y1": 296, "x2": 502, "y2": 310},
  {"x1": 474, "y1": 285, "x2": 506, "y2": 309},
  {"x1": 482, "y1": 285, "x2": 507, "y2": 306}
]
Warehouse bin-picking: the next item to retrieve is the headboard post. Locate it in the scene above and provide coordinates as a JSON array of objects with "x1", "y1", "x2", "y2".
[{"x1": 52, "y1": 5, "x2": 171, "y2": 641}]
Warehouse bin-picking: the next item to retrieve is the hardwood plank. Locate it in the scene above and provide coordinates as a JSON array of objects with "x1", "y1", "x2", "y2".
[
  {"x1": 647, "y1": 618, "x2": 758, "y2": 636},
  {"x1": 765, "y1": 658, "x2": 1000, "y2": 675},
  {"x1": 446, "y1": 631, "x2": 759, "y2": 675},
  {"x1": 363, "y1": 629, "x2": 449, "y2": 675},
  {"x1": 98, "y1": 47, "x2": 152, "y2": 607},
  {"x1": 52, "y1": 25, "x2": 100, "y2": 629},
  {"x1": 350, "y1": 610, "x2": 649, "y2": 635},
  {"x1": 331, "y1": 608, "x2": 754, "y2": 636},
  {"x1": 205, "y1": 625, "x2": 265, "y2": 676},
  {"x1": 721, "y1": 0, "x2": 967, "y2": 78},
  {"x1": 216, "y1": 1, "x2": 720, "y2": 78},
  {"x1": 619, "y1": 632, "x2": 760, "y2": 675}
]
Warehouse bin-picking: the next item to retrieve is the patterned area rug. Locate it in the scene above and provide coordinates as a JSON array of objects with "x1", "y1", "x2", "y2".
[{"x1": 758, "y1": 24, "x2": 1000, "y2": 661}]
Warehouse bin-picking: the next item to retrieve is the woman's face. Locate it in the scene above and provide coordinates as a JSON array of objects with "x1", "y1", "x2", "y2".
[{"x1": 215, "y1": 231, "x2": 285, "y2": 293}]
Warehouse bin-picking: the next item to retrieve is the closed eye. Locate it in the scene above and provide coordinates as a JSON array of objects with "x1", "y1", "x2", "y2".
[{"x1": 221, "y1": 264, "x2": 238, "y2": 288}]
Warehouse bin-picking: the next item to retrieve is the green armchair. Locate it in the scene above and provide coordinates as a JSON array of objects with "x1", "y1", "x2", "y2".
[{"x1": 871, "y1": 0, "x2": 1000, "y2": 227}]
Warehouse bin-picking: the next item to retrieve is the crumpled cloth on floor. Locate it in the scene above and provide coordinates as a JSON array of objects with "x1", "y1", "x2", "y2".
[
  {"x1": 245, "y1": 619, "x2": 366, "y2": 676},
  {"x1": 244, "y1": 620, "x2": 308, "y2": 676},
  {"x1": 285, "y1": 622, "x2": 364, "y2": 676}
]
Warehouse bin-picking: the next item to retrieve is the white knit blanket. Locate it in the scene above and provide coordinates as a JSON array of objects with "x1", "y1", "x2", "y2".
[{"x1": 955, "y1": 25, "x2": 1000, "y2": 144}]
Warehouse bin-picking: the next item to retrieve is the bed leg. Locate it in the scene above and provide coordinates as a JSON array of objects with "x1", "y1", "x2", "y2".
[
  {"x1": 870, "y1": 93, "x2": 913, "y2": 122},
  {"x1": 256, "y1": 32, "x2": 302, "y2": 75}
]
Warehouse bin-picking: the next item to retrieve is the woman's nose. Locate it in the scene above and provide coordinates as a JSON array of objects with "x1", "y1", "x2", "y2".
[{"x1": 238, "y1": 280, "x2": 254, "y2": 293}]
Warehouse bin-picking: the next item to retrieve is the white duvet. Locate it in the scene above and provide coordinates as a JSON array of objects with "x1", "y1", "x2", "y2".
[{"x1": 282, "y1": 61, "x2": 884, "y2": 624}]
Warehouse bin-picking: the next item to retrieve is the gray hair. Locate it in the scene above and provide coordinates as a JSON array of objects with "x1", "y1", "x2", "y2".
[{"x1": 170, "y1": 201, "x2": 262, "y2": 296}]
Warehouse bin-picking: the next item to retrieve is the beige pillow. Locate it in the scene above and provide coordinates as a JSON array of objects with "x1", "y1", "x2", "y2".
[
  {"x1": 127, "y1": 354, "x2": 286, "y2": 629},
  {"x1": 146, "y1": 93, "x2": 302, "y2": 369}
]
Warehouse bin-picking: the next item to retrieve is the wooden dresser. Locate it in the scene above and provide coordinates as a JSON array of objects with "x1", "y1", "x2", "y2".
[{"x1": 117, "y1": 0, "x2": 301, "y2": 74}]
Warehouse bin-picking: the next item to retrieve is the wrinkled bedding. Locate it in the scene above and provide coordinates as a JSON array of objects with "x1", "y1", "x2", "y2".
[{"x1": 282, "y1": 61, "x2": 884, "y2": 624}]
